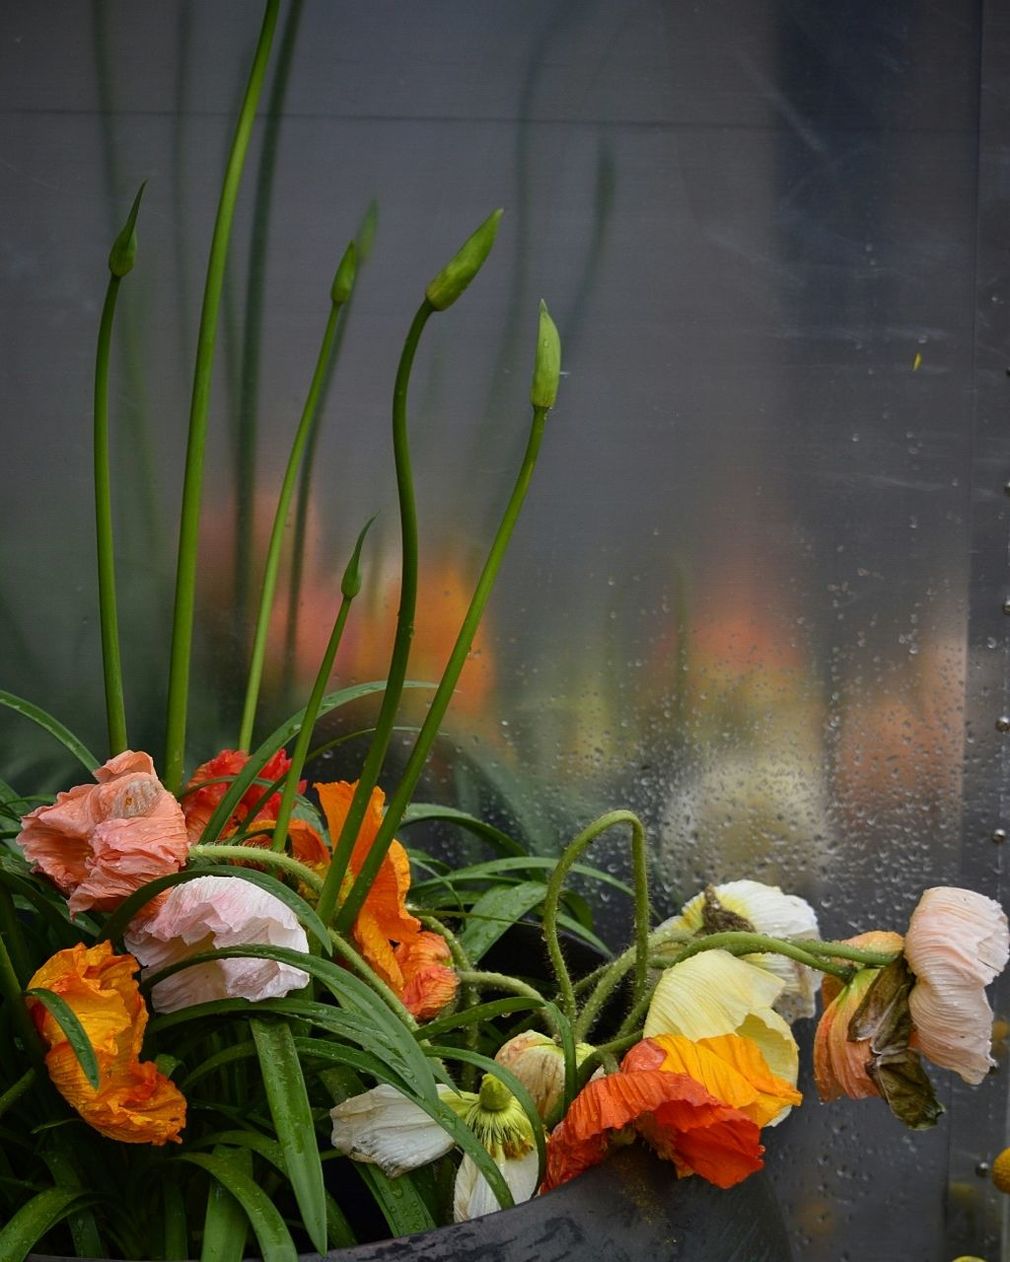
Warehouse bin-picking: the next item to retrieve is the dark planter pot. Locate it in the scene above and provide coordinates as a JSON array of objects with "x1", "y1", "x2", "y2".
[{"x1": 30, "y1": 1145, "x2": 793, "y2": 1262}]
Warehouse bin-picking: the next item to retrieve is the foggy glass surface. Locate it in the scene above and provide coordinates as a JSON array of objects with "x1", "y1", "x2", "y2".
[{"x1": 0, "y1": 3, "x2": 1006, "y2": 1258}]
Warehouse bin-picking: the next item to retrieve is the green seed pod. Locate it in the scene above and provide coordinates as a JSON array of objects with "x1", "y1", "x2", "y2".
[
  {"x1": 331, "y1": 241, "x2": 357, "y2": 305},
  {"x1": 425, "y1": 208, "x2": 503, "y2": 311},
  {"x1": 530, "y1": 300, "x2": 561, "y2": 409},
  {"x1": 107, "y1": 181, "x2": 147, "y2": 278}
]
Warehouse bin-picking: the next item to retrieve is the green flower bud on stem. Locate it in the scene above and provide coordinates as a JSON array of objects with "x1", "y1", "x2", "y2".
[
  {"x1": 341, "y1": 514, "x2": 376, "y2": 599},
  {"x1": 425, "y1": 208, "x2": 503, "y2": 310},
  {"x1": 108, "y1": 181, "x2": 146, "y2": 277},
  {"x1": 530, "y1": 299, "x2": 561, "y2": 408},
  {"x1": 331, "y1": 241, "x2": 357, "y2": 305}
]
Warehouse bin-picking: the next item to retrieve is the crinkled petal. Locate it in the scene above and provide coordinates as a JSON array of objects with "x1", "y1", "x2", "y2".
[
  {"x1": 453, "y1": 1148, "x2": 539, "y2": 1222},
  {"x1": 909, "y1": 974, "x2": 997, "y2": 1085},
  {"x1": 330, "y1": 1083, "x2": 468, "y2": 1176},
  {"x1": 813, "y1": 968, "x2": 881, "y2": 1102},
  {"x1": 905, "y1": 887, "x2": 1009, "y2": 987}
]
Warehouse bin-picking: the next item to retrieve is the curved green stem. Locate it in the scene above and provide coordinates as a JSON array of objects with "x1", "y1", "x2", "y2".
[
  {"x1": 238, "y1": 297, "x2": 346, "y2": 750},
  {"x1": 335, "y1": 403, "x2": 553, "y2": 935},
  {"x1": 792, "y1": 939, "x2": 900, "y2": 967},
  {"x1": 0, "y1": 1067, "x2": 36, "y2": 1120},
  {"x1": 315, "y1": 300, "x2": 433, "y2": 926},
  {"x1": 671, "y1": 931, "x2": 854, "y2": 979},
  {"x1": 94, "y1": 274, "x2": 128, "y2": 755},
  {"x1": 547, "y1": 811, "x2": 650, "y2": 1030},
  {"x1": 164, "y1": 0, "x2": 280, "y2": 793},
  {"x1": 187, "y1": 844, "x2": 323, "y2": 894}
]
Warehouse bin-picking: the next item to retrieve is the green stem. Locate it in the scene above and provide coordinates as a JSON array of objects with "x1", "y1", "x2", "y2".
[
  {"x1": 792, "y1": 939, "x2": 900, "y2": 967},
  {"x1": 334, "y1": 403, "x2": 552, "y2": 935},
  {"x1": 0, "y1": 886, "x2": 31, "y2": 986},
  {"x1": 163, "y1": 0, "x2": 280, "y2": 793},
  {"x1": 188, "y1": 844, "x2": 323, "y2": 893},
  {"x1": 94, "y1": 274, "x2": 128, "y2": 755},
  {"x1": 546, "y1": 811, "x2": 650, "y2": 1032},
  {"x1": 0, "y1": 1067, "x2": 36, "y2": 1119},
  {"x1": 315, "y1": 300, "x2": 433, "y2": 926},
  {"x1": 270, "y1": 518, "x2": 372, "y2": 852},
  {"x1": 671, "y1": 931, "x2": 854, "y2": 979},
  {"x1": 457, "y1": 970, "x2": 551, "y2": 1010},
  {"x1": 0, "y1": 932, "x2": 44, "y2": 1070},
  {"x1": 238, "y1": 297, "x2": 346, "y2": 750}
]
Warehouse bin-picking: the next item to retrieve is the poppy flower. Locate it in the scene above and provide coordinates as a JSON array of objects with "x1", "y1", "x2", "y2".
[
  {"x1": 494, "y1": 1031, "x2": 599, "y2": 1120},
  {"x1": 181, "y1": 747, "x2": 303, "y2": 842},
  {"x1": 659, "y1": 880, "x2": 821, "y2": 1021},
  {"x1": 813, "y1": 931, "x2": 904, "y2": 1102},
  {"x1": 124, "y1": 874, "x2": 309, "y2": 1013},
  {"x1": 542, "y1": 1064, "x2": 763, "y2": 1192},
  {"x1": 18, "y1": 751, "x2": 190, "y2": 915},
  {"x1": 26, "y1": 941, "x2": 186, "y2": 1144},
  {"x1": 645, "y1": 949, "x2": 799, "y2": 1088},
  {"x1": 904, "y1": 886, "x2": 1010, "y2": 1084},
  {"x1": 395, "y1": 931, "x2": 459, "y2": 1021},
  {"x1": 330, "y1": 1074, "x2": 538, "y2": 1222}
]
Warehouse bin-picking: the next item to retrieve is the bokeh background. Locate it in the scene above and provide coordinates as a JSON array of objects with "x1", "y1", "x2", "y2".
[{"x1": 1, "y1": 2, "x2": 1008, "y2": 1257}]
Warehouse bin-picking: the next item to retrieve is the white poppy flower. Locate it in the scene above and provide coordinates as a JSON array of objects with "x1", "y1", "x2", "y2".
[
  {"x1": 453, "y1": 1146, "x2": 540, "y2": 1222},
  {"x1": 330, "y1": 1083, "x2": 472, "y2": 1176}
]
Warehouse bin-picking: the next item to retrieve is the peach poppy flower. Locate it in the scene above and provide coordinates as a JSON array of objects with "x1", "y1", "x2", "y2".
[
  {"x1": 904, "y1": 887, "x2": 1010, "y2": 1084},
  {"x1": 542, "y1": 1064, "x2": 763, "y2": 1193},
  {"x1": 813, "y1": 931, "x2": 903, "y2": 1102},
  {"x1": 26, "y1": 941, "x2": 185, "y2": 1144},
  {"x1": 396, "y1": 931, "x2": 459, "y2": 1021},
  {"x1": 18, "y1": 751, "x2": 190, "y2": 915},
  {"x1": 316, "y1": 781, "x2": 422, "y2": 992},
  {"x1": 181, "y1": 748, "x2": 302, "y2": 842},
  {"x1": 124, "y1": 875, "x2": 310, "y2": 1013},
  {"x1": 494, "y1": 1031, "x2": 599, "y2": 1120},
  {"x1": 624, "y1": 1033, "x2": 802, "y2": 1128}
]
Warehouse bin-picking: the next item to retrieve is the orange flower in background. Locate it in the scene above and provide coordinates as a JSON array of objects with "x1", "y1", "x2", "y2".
[
  {"x1": 396, "y1": 931, "x2": 458, "y2": 1020},
  {"x1": 181, "y1": 748, "x2": 303, "y2": 842},
  {"x1": 542, "y1": 1064, "x2": 762, "y2": 1193},
  {"x1": 624, "y1": 1033, "x2": 802, "y2": 1128},
  {"x1": 813, "y1": 931, "x2": 904, "y2": 1103},
  {"x1": 26, "y1": 941, "x2": 185, "y2": 1145},
  {"x1": 18, "y1": 751, "x2": 190, "y2": 915}
]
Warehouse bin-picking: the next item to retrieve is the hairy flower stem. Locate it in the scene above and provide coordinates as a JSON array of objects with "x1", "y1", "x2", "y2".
[
  {"x1": 456, "y1": 971, "x2": 558, "y2": 1036},
  {"x1": 270, "y1": 518, "x2": 372, "y2": 853},
  {"x1": 187, "y1": 844, "x2": 323, "y2": 894},
  {"x1": 547, "y1": 811, "x2": 651, "y2": 1030},
  {"x1": 334, "y1": 403, "x2": 553, "y2": 936},
  {"x1": 94, "y1": 274, "x2": 128, "y2": 755},
  {"x1": 238, "y1": 279, "x2": 352, "y2": 751},
  {"x1": 670, "y1": 931, "x2": 860, "y2": 978},
  {"x1": 315, "y1": 300, "x2": 433, "y2": 927},
  {"x1": 164, "y1": 0, "x2": 280, "y2": 794}
]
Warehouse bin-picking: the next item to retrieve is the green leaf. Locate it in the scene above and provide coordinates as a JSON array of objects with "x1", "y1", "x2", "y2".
[
  {"x1": 418, "y1": 996, "x2": 541, "y2": 1042},
  {"x1": 356, "y1": 1163, "x2": 437, "y2": 1237},
  {"x1": 163, "y1": 1175, "x2": 188, "y2": 1259},
  {"x1": 400, "y1": 804, "x2": 524, "y2": 856},
  {"x1": 178, "y1": 1152, "x2": 298, "y2": 1262},
  {"x1": 98, "y1": 864, "x2": 330, "y2": 952},
  {"x1": 409, "y1": 852, "x2": 633, "y2": 898},
  {"x1": 0, "y1": 1186, "x2": 98, "y2": 1261},
  {"x1": 251, "y1": 1017, "x2": 327, "y2": 1253},
  {"x1": 24, "y1": 988, "x2": 100, "y2": 1089},
  {"x1": 0, "y1": 692, "x2": 98, "y2": 772},
  {"x1": 458, "y1": 881, "x2": 547, "y2": 962},
  {"x1": 200, "y1": 1144, "x2": 251, "y2": 1262}
]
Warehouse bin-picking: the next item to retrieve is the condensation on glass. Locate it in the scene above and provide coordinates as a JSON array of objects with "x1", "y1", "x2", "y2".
[{"x1": 0, "y1": 3, "x2": 1006, "y2": 1259}]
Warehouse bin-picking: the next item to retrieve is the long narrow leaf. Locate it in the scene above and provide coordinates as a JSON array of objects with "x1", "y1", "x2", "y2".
[
  {"x1": 418, "y1": 996, "x2": 540, "y2": 1042},
  {"x1": 400, "y1": 803, "x2": 524, "y2": 856},
  {"x1": 251, "y1": 1017, "x2": 327, "y2": 1253},
  {"x1": 458, "y1": 881, "x2": 547, "y2": 961},
  {"x1": 0, "y1": 692, "x2": 98, "y2": 772},
  {"x1": 410, "y1": 853, "x2": 634, "y2": 899},
  {"x1": 178, "y1": 1151, "x2": 297, "y2": 1262},
  {"x1": 24, "y1": 988, "x2": 100, "y2": 1089},
  {"x1": 200, "y1": 1144, "x2": 251, "y2": 1262},
  {"x1": 356, "y1": 1163, "x2": 436, "y2": 1237},
  {"x1": 0, "y1": 1186, "x2": 98, "y2": 1261}
]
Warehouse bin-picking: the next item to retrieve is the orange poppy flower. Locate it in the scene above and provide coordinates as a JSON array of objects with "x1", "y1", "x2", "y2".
[
  {"x1": 624, "y1": 1033, "x2": 802, "y2": 1127},
  {"x1": 182, "y1": 748, "x2": 303, "y2": 842},
  {"x1": 26, "y1": 941, "x2": 186, "y2": 1145},
  {"x1": 542, "y1": 1065, "x2": 762, "y2": 1193},
  {"x1": 396, "y1": 931, "x2": 459, "y2": 1020}
]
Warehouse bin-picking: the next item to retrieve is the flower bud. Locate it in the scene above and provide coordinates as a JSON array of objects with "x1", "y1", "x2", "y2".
[
  {"x1": 529, "y1": 300, "x2": 561, "y2": 409},
  {"x1": 341, "y1": 515, "x2": 376, "y2": 600},
  {"x1": 495, "y1": 1031, "x2": 597, "y2": 1119},
  {"x1": 330, "y1": 241, "x2": 357, "y2": 305},
  {"x1": 108, "y1": 182, "x2": 146, "y2": 278},
  {"x1": 425, "y1": 209, "x2": 503, "y2": 311}
]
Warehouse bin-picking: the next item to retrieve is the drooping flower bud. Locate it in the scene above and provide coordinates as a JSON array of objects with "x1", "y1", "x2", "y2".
[
  {"x1": 331, "y1": 241, "x2": 357, "y2": 305},
  {"x1": 495, "y1": 1031, "x2": 596, "y2": 1119},
  {"x1": 108, "y1": 182, "x2": 146, "y2": 278},
  {"x1": 425, "y1": 209, "x2": 503, "y2": 311},
  {"x1": 341, "y1": 515, "x2": 376, "y2": 600},
  {"x1": 529, "y1": 300, "x2": 561, "y2": 409}
]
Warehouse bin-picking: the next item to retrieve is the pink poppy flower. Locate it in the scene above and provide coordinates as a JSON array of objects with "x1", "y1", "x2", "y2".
[
  {"x1": 17, "y1": 751, "x2": 190, "y2": 915},
  {"x1": 904, "y1": 886, "x2": 1009, "y2": 1084},
  {"x1": 124, "y1": 875, "x2": 309, "y2": 1013}
]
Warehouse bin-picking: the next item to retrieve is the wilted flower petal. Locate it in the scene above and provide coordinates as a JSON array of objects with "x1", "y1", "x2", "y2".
[
  {"x1": 18, "y1": 751, "x2": 190, "y2": 915},
  {"x1": 182, "y1": 747, "x2": 301, "y2": 842},
  {"x1": 453, "y1": 1147, "x2": 539, "y2": 1222},
  {"x1": 396, "y1": 931, "x2": 458, "y2": 1021},
  {"x1": 905, "y1": 887, "x2": 1010, "y2": 1084},
  {"x1": 645, "y1": 950, "x2": 799, "y2": 1087},
  {"x1": 330, "y1": 1083, "x2": 469, "y2": 1176},
  {"x1": 495, "y1": 1031, "x2": 599, "y2": 1120},
  {"x1": 26, "y1": 941, "x2": 185, "y2": 1144},
  {"x1": 124, "y1": 875, "x2": 309, "y2": 1012}
]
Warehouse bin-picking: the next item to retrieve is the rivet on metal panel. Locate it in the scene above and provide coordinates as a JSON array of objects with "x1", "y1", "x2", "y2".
[
  {"x1": 1003, "y1": 480, "x2": 1010, "y2": 495},
  {"x1": 977, "y1": 1162, "x2": 992, "y2": 1178},
  {"x1": 992, "y1": 829, "x2": 1007, "y2": 844},
  {"x1": 1002, "y1": 599, "x2": 1010, "y2": 615},
  {"x1": 997, "y1": 717, "x2": 1010, "y2": 733}
]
